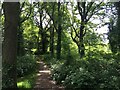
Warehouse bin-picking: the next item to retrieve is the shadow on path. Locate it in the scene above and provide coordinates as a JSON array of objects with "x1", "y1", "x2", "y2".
[{"x1": 33, "y1": 60, "x2": 64, "y2": 90}]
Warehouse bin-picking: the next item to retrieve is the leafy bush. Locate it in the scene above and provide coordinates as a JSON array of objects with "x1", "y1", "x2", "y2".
[
  {"x1": 51, "y1": 59, "x2": 78, "y2": 85},
  {"x1": 51, "y1": 57, "x2": 120, "y2": 90},
  {"x1": 51, "y1": 65, "x2": 70, "y2": 84},
  {"x1": 17, "y1": 54, "x2": 36, "y2": 77}
]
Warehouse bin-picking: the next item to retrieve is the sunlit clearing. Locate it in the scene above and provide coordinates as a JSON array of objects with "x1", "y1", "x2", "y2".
[{"x1": 17, "y1": 80, "x2": 31, "y2": 88}]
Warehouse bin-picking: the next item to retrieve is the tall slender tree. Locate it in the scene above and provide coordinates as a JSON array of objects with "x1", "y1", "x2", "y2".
[
  {"x1": 71, "y1": 2, "x2": 103, "y2": 58},
  {"x1": 49, "y1": 3, "x2": 55, "y2": 57},
  {"x1": 33, "y1": 2, "x2": 51, "y2": 54},
  {"x1": 56, "y1": 1, "x2": 62, "y2": 59},
  {"x1": 108, "y1": 2, "x2": 120, "y2": 53},
  {"x1": 17, "y1": 2, "x2": 32, "y2": 56},
  {"x1": 44, "y1": 3, "x2": 57, "y2": 57}
]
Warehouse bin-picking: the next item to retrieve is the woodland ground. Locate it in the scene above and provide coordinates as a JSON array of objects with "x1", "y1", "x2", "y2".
[{"x1": 33, "y1": 59, "x2": 64, "y2": 90}]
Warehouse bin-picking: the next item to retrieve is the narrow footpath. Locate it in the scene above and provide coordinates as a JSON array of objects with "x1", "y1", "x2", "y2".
[{"x1": 33, "y1": 60, "x2": 64, "y2": 90}]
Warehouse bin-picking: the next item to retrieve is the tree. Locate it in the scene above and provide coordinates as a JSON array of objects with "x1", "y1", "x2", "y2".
[
  {"x1": 50, "y1": 26, "x2": 55, "y2": 57},
  {"x1": 108, "y1": 2, "x2": 120, "y2": 53},
  {"x1": 56, "y1": 1, "x2": 62, "y2": 59},
  {"x1": 17, "y1": 2, "x2": 32, "y2": 56},
  {"x1": 49, "y1": 3, "x2": 55, "y2": 57},
  {"x1": 114, "y1": 2, "x2": 120, "y2": 52},
  {"x1": 2, "y1": 2, "x2": 20, "y2": 88},
  {"x1": 0, "y1": 2, "x2": 2, "y2": 90},
  {"x1": 70, "y1": 2, "x2": 104, "y2": 58},
  {"x1": 33, "y1": 2, "x2": 51, "y2": 54},
  {"x1": 44, "y1": 3, "x2": 58, "y2": 57}
]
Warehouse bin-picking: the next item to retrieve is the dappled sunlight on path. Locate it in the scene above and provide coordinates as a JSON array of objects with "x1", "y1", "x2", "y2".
[{"x1": 33, "y1": 60, "x2": 64, "y2": 90}]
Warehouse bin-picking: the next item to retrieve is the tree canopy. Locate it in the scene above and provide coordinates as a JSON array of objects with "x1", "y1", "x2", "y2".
[{"x1": 1, "y1": 1, "x2": 120, "y2": 89}]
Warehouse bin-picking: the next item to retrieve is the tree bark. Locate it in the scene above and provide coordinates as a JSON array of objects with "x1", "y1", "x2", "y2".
[
  {"x1": 79, "y1": 25, "x2": 85, "y2": 58},
  {"x1": 50, "y1": 27, "x2": 54, "y2": 57},
  {"x1": 2, "y1": 2, "x2": 20, "y2": 88},
  {"x1": 57, "y1": 2, "x2": 62, "y2": 59},
  {"x1": 17, "y1": 28, "x2": 24, "y2": 56},
  {"x1": 37, "y1": 28, "x2": 41, "y2": 54},
  {"x1": 41, "y1": 31, "x2": 46, "y2": 54}
]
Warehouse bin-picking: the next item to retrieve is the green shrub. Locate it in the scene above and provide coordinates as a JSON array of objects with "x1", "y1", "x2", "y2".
[
  {"x1": 64, "y1": 68, "x2": 97, "y2": 90},
  {"x1": 51, "y1": 65, "x2": 71, "y2": 84},
  {"x1": 51, "y1": 58, "x2": 120, "y2": 90},
  {"x1": 51, "y1": 59, "x2": 78, "y2": 85},
  {"x1": 17, "y1": 54, "x2": 36, "y2": 77}
]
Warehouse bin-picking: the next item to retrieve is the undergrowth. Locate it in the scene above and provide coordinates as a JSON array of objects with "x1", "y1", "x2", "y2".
[
  {"x1": 17, "y1": 54, "x2": 39, "y2": 89},
  {"x1": 44, "y1": 53, "x2": 120, "y2": 90}
]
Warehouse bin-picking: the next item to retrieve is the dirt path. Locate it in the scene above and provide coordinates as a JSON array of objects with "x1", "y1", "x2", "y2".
[{"x1": 33, "y1": 60, "x2": 64, "y2": 90}]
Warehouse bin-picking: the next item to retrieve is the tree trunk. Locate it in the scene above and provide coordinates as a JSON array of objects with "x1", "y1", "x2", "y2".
[
  {"x1": 36, "y1": 28, "x2": 41, "y2": 54},
  {"x1": 50, "y1": 27, "x2": 54, "y2": 57},
  {"x1": 116, "y1": 2, "x2": 120, "y2": 52},
  {"x1": 17, "y1": 28, "x2": 24, "y2": 56},
  {"x1": 79, "y1": 23, "x2": 85, "y2": 58},
  {"x1": 2, "y1": 2, "x2": 20, "y2": 88},
  {"x1": 39, "y1": 9, "x2": 47, "y2": 54},
  {"x1": 57, "y1": 2, "x2": 62, "y2": 59},
  {"x1": 41, "y1": 31, "x2": 46, "y2": 54}
]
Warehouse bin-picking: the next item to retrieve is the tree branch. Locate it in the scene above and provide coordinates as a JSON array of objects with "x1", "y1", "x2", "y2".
[
  {"x1": 85, "y1": 2, "x2": 94, "y2": 18},
  {"x1": 44, "y1": 18, "x2": 52, "y2": 31},
  {"x1": 46, "y1": 9, "x2": 57, "y2": 31},
  {"x1": 70, "y1": 27, "x2": 79, "y2": 46},
  {"x1": 20, "y1": 3, "x2": 32, "y2": 23},
  {"x1": 86, "y1": 2, "x2": 103, "y2": 22},
  {"x1": 71, "y1": 24, "x2": 79, "y2": 38},
  {"x1": 77, "y1": 2, "x2": 83, "y2": 17}
]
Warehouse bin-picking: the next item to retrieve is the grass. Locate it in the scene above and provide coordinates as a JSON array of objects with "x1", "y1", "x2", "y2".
[
  {"x1": 17, "y1": 72, "x2": 37, "y2": 89},
  {"x1": 17, "y1": 57, "x2": 40, "y2": 89}
]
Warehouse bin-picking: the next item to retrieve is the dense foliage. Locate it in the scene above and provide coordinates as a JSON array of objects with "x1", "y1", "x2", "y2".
[
  {"x1": 17, "y1": 54, "x2": 36, "y2": 77},
  {"x1": 1, "y1": 1, "x2": 120, "y2": 89},
  {"x1": 108, "y1": 2, "x2": 120, "y2": 53},
  {"x1": 44, "y1": 53, "x2": 120, "y2": 90}
]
